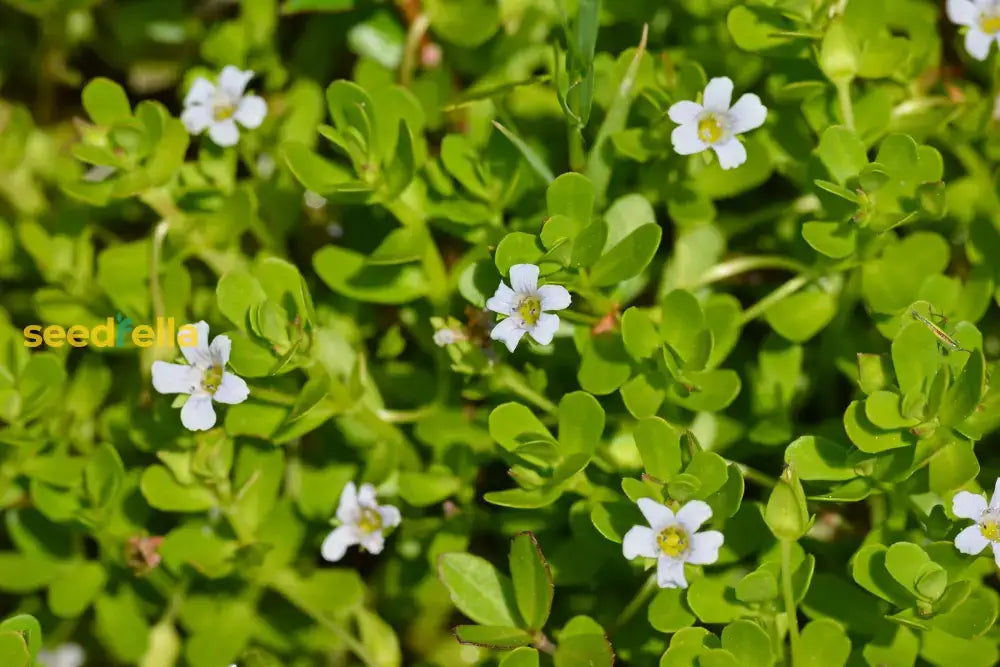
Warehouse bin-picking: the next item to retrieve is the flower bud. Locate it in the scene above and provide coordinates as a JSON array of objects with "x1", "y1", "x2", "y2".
[{"x1": 764, "y1": 466, "x2": 812, "y2": 541}]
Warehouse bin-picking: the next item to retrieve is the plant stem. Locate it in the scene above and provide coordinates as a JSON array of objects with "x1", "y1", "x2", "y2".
[
  {"x1": 399, "y1": 13, "x2": 430, "y2": 88},
  {"x1": 691, "y1": 256, "x2": 809, "y2": 289},
  {"x1": 271, "y1": 579, "x2": 377, "y2": 667},
  {"x1": 731, "y1": 461, "x2": 777, "y2": 488},
  {"x1": 614, "y1": 572, "x2": 657, "y2": 629},
  {"x1": 835, "y1": 79, "x2": 854, "y2": 130},
  {"x1": 780, "y1": 539, "x2": 801, "y2": 666},
  {"x1": 740, "y1": 274, "x2": 810, "y2": 324},
  {"x1": 497, "y1": 367, "x2": 557, "y2": 414}
]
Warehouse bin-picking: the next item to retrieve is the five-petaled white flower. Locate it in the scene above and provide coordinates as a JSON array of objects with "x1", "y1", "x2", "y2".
[
  {"x1": 622, "y1": 498, "x2": 724, "y2": 589},
  {"x1": 953, "y1": 479, "x2": 1000, "y2": 565},
  {"x1": 948, "y1": 0, "x2": 1000, "y2": 61},
  {"x1": 486, "y1": 263, "x2": 571, "y2": 352},
  {"x1": 321, "y1": 482, "x2": 401, "y2": 562},
  {"x1": 181, "y1": 66, "x2": 267, "y2": 147},
  {"x1": 151, "y1": 321, "x2": 249, "y2": 431},
  {"x1": 668, "y1": 76, "x2": 767, "y2": 170},
  {"x1": 38, "y1": 644, "x2": 85, "y2": 667}
]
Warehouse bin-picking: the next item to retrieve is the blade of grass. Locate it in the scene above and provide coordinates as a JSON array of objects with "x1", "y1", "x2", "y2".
[{"x1": 492, "y1": 120, "x2": 556, "y2": 184}]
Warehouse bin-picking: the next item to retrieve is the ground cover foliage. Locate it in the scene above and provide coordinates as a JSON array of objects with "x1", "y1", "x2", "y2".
[{"x1": 1, "y1": 0, "x2": 1000, "y2": 666}]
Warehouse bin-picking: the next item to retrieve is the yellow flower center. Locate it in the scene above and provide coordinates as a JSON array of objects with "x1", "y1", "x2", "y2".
[
  {"x1": 656, "y1": 525, "x2": 689, "y2": 558},
  {"x1": 981, "y1": 517, "x2": 1000, "y2": 542},
  {"x1": 517, "y1": 296, "x2": 542, "y2": 326},
  {"x1": 202, "y1": 364, "x2": 224, "y2": 395},
  {"x1": 358, "y1": 507, "x2": 383, "y2": 534},
  {"x1": 213, "y1": 102, "x2": 237, "y2": 121},
  {"x1": 697, "y1": 114, "x2": 724, "y2": 144},
  {"x1": 981, "y1": 13, "x2": 1000, "y2": 34}
]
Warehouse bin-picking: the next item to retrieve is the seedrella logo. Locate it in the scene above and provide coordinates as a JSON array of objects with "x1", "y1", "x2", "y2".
[{"x1": 23, "y1": 314, "x2": 200, "y2": 348}]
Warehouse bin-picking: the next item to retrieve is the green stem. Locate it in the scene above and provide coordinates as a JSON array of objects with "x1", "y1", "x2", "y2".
[
  {"x1": 780, "y1": 539, "x2": 801, "y2": 666},
  {"x1": 614, "y1": 572, "x2": 658, "y2": 629},
  {"x1": 741, "y1": 274, "x2": 810, "y2": 324},
  {"x1": 731, "y1": 461, "x2": 777, "y2": 488},
  {"x1": 691, "y1": 256, "x2": 809, "y2": 289},
  {"x1": 835, "y1": 79, "x2": 854, "y2": 130},
  {"x1": 271, "y1": 579, "x2": 377, "y2": 667},
  {"x1": 150, "y1": 221, "x2": 169, "y2": 324},
  {"x1": 568, "y1": 125, "x2": 586, "y2": 172},
  {"x1": 247, "y1": 385, "x2": 297, "y2": 406},
  {"x1": 399, "y1": 13, "x2": 430, "y2": 88},
  {"x1": 496, "y1": 367, "x2": 557, "y2": 414}
]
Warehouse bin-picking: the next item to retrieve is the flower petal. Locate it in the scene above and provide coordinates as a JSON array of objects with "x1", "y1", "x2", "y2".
[
  {"x1": 181, "y1": 395, "x2": 217, "y2": 431},
  {"x1": 184, "y1": 77, "x2": 216, "y2": 107},
  {"x1": 623, "y1": 525, "x2": 659, "y2": 560},
  {"x1": 151, "y1": 361, "x2": 198, "y2": 395},
  {"x1": 671, "y1": 123, "x2": 708, "y2": 155},
  {"x1": 509, "y1": 263, "x2": 540, "y2": 295},
  {"x1": 989, "y1": 478, "x2": 1000, "y2": 509},
  {"x1": 703, "y1": 76, "x2": 734, "y2": 111},
  {"x1": 676, "y1": 500, "x2": 713, "y2": 533},
  {"x1": 214, "y1": 372, "x2": 249, "y2": 404},
  {"x1": 181, "y1": 105, "x2": 213, "y2": 135},
  {"x1": 379, "y1": 504, "x2": 402, "y2": 529},
  {"x1": 491, "y1": 317, "x2": 527, "y2": 353},
  {"x1": 712, "y1": 138, "x2": 748, "y2": 170},
  {"x1": 668, "y1": 100, "x2": 703, "y2": 125},
  {"x1": 321, "y1": 526, "x2": 359, "y2": 562},
  {"x1": 948, "y1": 0, "x2": 979, "y2": 25},
  {"x1": 235, "y1": 94, "x2": 267, "y2": 129},
  {"x1": 337, "y1": 482, "x2": 359, "y2": 523},
  {"x1": 538, "y1": 284, "x2": 571, "y2": 312},
  {"x1": 180, "y1": 321, "x2": 211, "y2": 366},
  {"x1": 637, "y1": 497, "x2": 675, "y2": 532},
  {"x1": 359, "y1": 530, "x2": 386, "y2": 554},
  {"x1": 528, "y1": 313, "x2": 560, "y2": 346},
  {"x1": 218, "y1": 65, "x2": 254, "y2": 99},
  {"x1": 992, "y1": 541, "x2": 1000, "y2": 567},
  {"x1": 687, "y1": 530, "x2": 724, "y2": 565},
  {"x1": 486, "y1": 281, "x2": 518, "y2": 315},
  {"x1": 657, "y1": 556, "x2": 687, "y2": 589},
  {"x1": 954, "y1": 490, "x2": 988, "y2": 519},
  {"x1": 728, "y1": 93, "x2": 768, "y2": 134},
  {"x1": 955, "y1": 524, "x2": 990, "y2": 555},
  {"x1": 208, "y1": 119, "x2": 240, "y2": 147},
  {"x1": 209, "y1": 334, "x2": 232, "y2": 366},
  {"x1": 966, "y1": 27, "x2": 993, "y2": 60},
  {"x1": 358, "y1": 483, "x2": 378, "y2": 506}
]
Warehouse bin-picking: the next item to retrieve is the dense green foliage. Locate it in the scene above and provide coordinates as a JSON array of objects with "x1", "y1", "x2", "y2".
[{"x1": 1, "y1": 0, "x2": 1000, "y2": 666}]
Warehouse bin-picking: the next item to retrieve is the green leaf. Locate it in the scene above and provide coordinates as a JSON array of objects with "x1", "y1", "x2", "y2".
[
  {"x1": 425, "y1": 0, "x2": 500, "y2": 47},
  {"x1": 784, "y1": 436, "x2": 856, "y2": 481},
  {"x1": 0, "y1": 632, "x2": 29, "y2": 667},
  {"x1": 438, "y1": 553, "x2": 520, "y2": 627},
  {"x1": 553, "y1": 616, "x2": 614, "y2": 667},
  {"x1": 313, "y1": 245, "x2": 427, "y2": 304},
  {"x1": 850, "y1": 544, "x2": 914, "y2": 607},
  {"x1": 47, "y1": 560, "x2": 106, "y2": 618},
  {"x1": 648, "y1": 588, "x2": 695, "y2": 633},
  {"x1": 495, "y1": 233, "x2": 545, "y2": 276},
  {"x1": 500, "y1": 647, "x2": 540, "y2": 667},
  {"x1": 939, "y1": 349, "x2": 985, "y2": 427},
  {"x1": 139, "y1": 465, "x2": 216, "y2": 513},
  {"x1": 589, "y1": 224, "x2": 660, "y2": 287},
  {"x1": 721, "y1": 620, "x2": 774, "y2": 667},
  {"x1": 547, "y1": 173, "x2": 594, "y2": 229},
  {"x1": 843, "y1": 401, "x2": 913, "y2": 454},
  {"x1": 634, "y1": 417, "x2": 682, "y2": 481},
  {"x1": 802, "y1": 221, "x2": 856, "y2": 259},
  {"x1": 735, "y1": 570, "x2": 779, "y2": 603},
  {"x1": 0, "y1": 615, "x2": 40, "y2": 659},
  {"x1": 282, "y1": 0, "x2": 354, "y2": 13},
  {"x1": 82, "y1": 78, "x2": 131, "y2": 125},
  {"x1": 558, "y1": 391, "x2": 604, "y2": 456},
  {"x1": 764, "y1": 291, "x2": 836, "y2": 343},
  {"x1": 85, "y1": 443, "x2": 124, "y2": 508},
  {"x1": 794, "y1": 619, "x2": 851, "y2": 667},
  {"x1": 454, "y1": 625, "x2": 532, "y2": 649},
  {"x1": 509, "y1": 533, "x2": 553, "y2": 631},
  {"x1": 816, "y1": 126, "x2": 867, "y2": 185}
]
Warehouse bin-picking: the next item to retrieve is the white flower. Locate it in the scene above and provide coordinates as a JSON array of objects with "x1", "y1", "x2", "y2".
[
  {"x1": 433, "y1": 327, "x2": 465, "y2": 346},
  {"x1": 486, "y1": 263, "x2": 571, "y2": 353},
  {"x1": 151, "y1": 321, "x2": 249, "y2": 431},
  {"x1": 181, "y1": 66, "x2": 267, "y2": 147},
  {"x1": 304, "y1": 190, "x2": 328, "y2": 210},
  {"x1": 622, "y1": 498, "x2": 724, "y2": 589},
  {"x1": 38, "y1": 644, "x2": 85, "y2": 667},
  {"x1": 83, "y1": 164, "x2": 116, "y2": 182},
  {"x1": 953, "y1": 479, "x2": 1000, "y2": 565},
  {"x1": 321, "y1": 482, "x2": 401, "y2": 562},
  {"x1": 668, "y1": 76, "x2": 767, "y2": 170},
  {"x1": 948, "y1": 0, "x2": 1000, "y2": 61}
]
